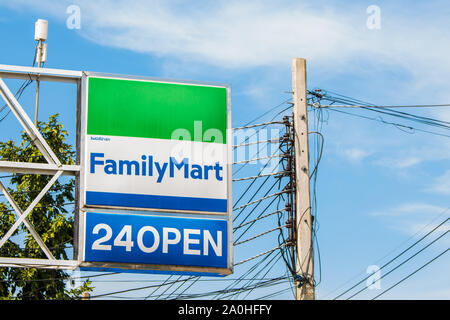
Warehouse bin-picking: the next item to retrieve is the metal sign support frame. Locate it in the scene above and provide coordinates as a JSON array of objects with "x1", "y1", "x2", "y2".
[{"x1": 0, "y1": 64, "x2": 82, "y2": 270}]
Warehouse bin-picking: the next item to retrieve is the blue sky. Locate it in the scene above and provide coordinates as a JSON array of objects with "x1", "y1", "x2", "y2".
[{"x1": 0, "y1": 0, "x2": 449, "y2": 299}]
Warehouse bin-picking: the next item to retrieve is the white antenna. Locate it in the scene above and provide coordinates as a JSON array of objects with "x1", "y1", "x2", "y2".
[
  {"x1": 34, "y1": 19, "x2": 48, "y2": 125},
  {"x1": 34, "y1": 19, "x2": 48, "y2": 41}
]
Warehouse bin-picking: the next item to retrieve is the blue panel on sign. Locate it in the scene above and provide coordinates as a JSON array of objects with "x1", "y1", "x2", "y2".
[
  {"x1": 84, "y1": 212, "x2": 228, "y2": 269},
  {"x1": 85, "y1": 191, "x2": 227, "y2": 213}
]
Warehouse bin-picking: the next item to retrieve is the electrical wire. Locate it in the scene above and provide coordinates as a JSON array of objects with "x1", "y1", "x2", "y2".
[
  {"x1": 0, "y1": 43, "x2": 38, "y2": 123},
  {"x1": 322, "y1": 207, "x2": 449, "y2": 299},
  {"x1": 333, "y1": 216, "x2": 449, "y2": 299},
  {"x1": 240, "y1": 98, "x2": 291, "y2": 127},
  {"x1": 372, "y1": 247, "x2": 449, "y2": 300},
  {"x1": 311, "y1": 89, "x2": 450, "y2": 138},
  {"x1": 347, "y1": 228, "x2": 449, "y2": 299},
  {"x1": 318, "y1": 104, "x2": 450, "y2": 108}
]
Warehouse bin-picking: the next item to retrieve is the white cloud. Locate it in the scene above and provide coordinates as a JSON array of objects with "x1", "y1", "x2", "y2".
[
  {"x1": 366, "y1": 138, "x2": 450, "y2": 172},
  {"x1": 341, "y1": 148, "x2": 372, "y2": 162},
  {"x1": 369, "y1": 203, "x2": 446, "y2": 217},
  {"x1": 79, "y1": 0, "x2": 450, "y2": 92},
  {"x1": 373, "y1": 156, "x2": 422, "y2": 169},
  {"x1": 426, "y1": 170, "x2": 450, "y2": 195},
  {"x1": 369, "y1": 203, "x2": 449, "y2": 238},
  {"x1": 66, "y1": 0, "x2": 358, "y2": 69},
  {"x1": 3, "y1": 0, "x2": 450, "y2": 74}
]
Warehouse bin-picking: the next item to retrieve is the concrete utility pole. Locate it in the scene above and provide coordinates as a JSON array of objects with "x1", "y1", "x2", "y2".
[{"x1": 292, "y1": 58, "x2": 315, "y2": 300}]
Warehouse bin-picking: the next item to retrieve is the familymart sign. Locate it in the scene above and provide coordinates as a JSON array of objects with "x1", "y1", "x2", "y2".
[
  {"x1": 80, "y1": 75, "x2": 231, "y2": 215},
  {"x1": 78, "y1": 73, "x2": 232, "y2": 275}
]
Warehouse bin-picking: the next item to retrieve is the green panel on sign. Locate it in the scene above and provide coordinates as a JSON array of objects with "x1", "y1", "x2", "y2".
[{"x1": 87, "y1": 77, "x2": 227, "y2": 143}]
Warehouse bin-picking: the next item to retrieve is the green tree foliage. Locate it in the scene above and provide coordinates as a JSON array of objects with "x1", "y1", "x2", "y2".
[{"x1": 0, "y1": 114, "x2": 92, "y2": 299}]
